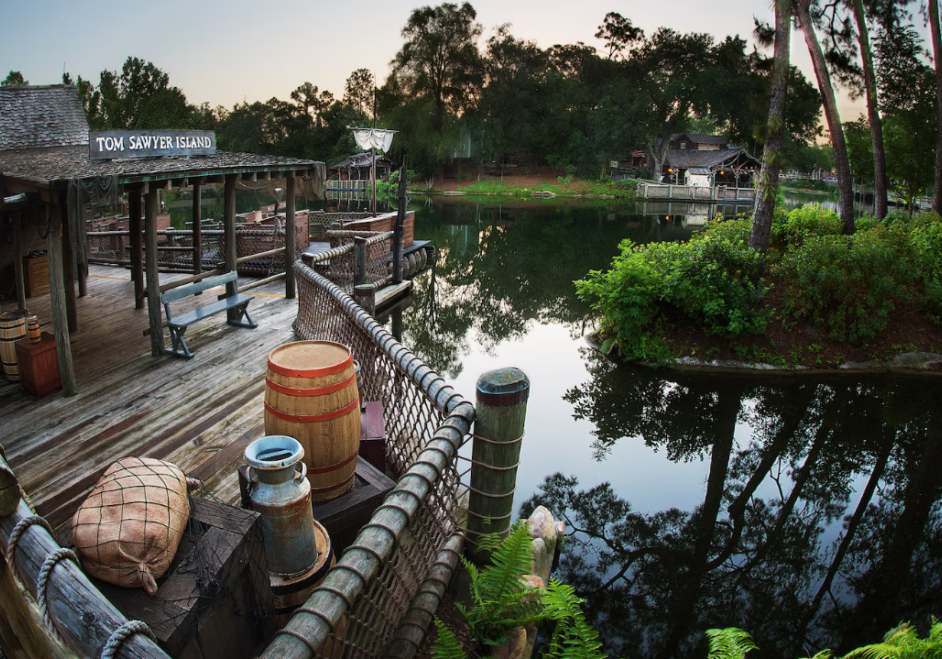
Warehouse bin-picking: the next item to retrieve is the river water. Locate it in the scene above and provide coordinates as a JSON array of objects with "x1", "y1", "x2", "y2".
[{"x1": 373, "y1": 195, "x2": 941, "y2": 659}]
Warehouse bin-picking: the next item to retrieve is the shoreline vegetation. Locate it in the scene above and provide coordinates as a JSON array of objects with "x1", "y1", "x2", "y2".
[
  {"x1": 402, "y1": 174, "x2": 639, "y2": 200},
  {"x1": 577, "y1": 203, "x2": 942, "y2": 373}
]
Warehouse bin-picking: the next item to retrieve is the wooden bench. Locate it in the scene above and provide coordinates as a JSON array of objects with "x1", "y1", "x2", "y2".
[{"x1": 161, "y1": 271, "x2": 257, "y2": 358}]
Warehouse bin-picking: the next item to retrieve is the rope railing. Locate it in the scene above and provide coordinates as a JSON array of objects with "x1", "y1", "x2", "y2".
[{"x1": 262, "y1": 259, "x2": 475, "y2": 658}]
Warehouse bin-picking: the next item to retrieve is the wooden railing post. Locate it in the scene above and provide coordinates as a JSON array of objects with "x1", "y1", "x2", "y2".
[
  {"x1": 354, "y1": 283, "x2": 376, "y2": 315},
  {"x1": 354, "y1": 236, "x2": 367, "y2": 286},
  {"x1": 466, "y1": 367, "x2": 530, "y2": 554},
  {"x1": 393, "y1": 159, "x2": 407, "y2": 285}
]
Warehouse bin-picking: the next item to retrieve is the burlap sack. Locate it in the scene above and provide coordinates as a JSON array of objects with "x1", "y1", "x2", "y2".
[{"x1": 71, "y1": 457, "x2": 190, "y2": 595}]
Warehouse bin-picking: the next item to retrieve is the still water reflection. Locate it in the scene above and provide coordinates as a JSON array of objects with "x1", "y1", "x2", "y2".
[{"x1": 390, "y1": 197, "x2": 940, "y2": 658}]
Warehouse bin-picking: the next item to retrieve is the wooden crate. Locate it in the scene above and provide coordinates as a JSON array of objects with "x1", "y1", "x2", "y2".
[
  {"x1": 60, "y1": 498, "x2": 275, "y2": 659},
  {"x1": 23, "y1": 253, "x2": 49, "y2": 298},
  {"x1": 15, "y1": 332, "x2": 60, "y2": 397}
]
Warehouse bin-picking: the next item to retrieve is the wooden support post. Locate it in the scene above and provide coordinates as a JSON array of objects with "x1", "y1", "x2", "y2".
[
  {"x1": 354, "y1": 236, "x2": 367, "y2": 286},
  {"x1": 76, "y1": 188, "x2": 88, "y2": 298},
  {"x1": 466, "y1": 367, "x2": 530, "y2": 554},
  {"x1": 354, "y1": 283, "x2": 376, "y2": 315},
  {"x1": 192, "y1": 183, "x2": 202, "y2": 295},
  {"x1": 223, "y1": 174, "x2": 238, "y2": 321},
  {"x1": 46, "y1": 201, "x2": 76, "y2": 397},
  {"x1": 12, "y1": 210, "x2": 26, "y2": 311},
  {"x1": 145, "y1": 185, "x2": 164, "y2": 356},
  {"x1": 393, "y1": 159, "x2": 407, "y2": 285},
  {"x1": 128, "y1": 187, "x2": 145, "y2": 309},
  {"x1": 285, "y1": 172, "x2": 296, "y2": 299},
  {"x1": 61, "y1": 203, "x2": 78, "y2": 333}
]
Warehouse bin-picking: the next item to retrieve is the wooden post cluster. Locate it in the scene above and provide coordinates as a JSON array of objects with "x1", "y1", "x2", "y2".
[
  {"x1": 11, "y1": 208, "x2": 27, "y2": 311},
  {"x1": 145, "y1": 185, "x2": 163, "y2": 356},
  {"x1": 392, "y1": 159, "x2": 408, "y2": 285},
  {"x1": 224, "y1": 175, "x2": 238, "y2": 321},
  {"x1": 353, "y1": 283, "x2": 376, "y2": 316},
  {"x1": 192, "y1": 183, "x2": 202, "y2": 293},
  {"x1": 466, "y1": 367, "x2": 530, "y2": 550},
  {"x1": 128, "y1": 187, "x2": 145, "y2": 309}
]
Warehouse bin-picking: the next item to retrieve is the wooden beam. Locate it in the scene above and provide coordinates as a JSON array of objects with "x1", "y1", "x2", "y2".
[
  {"x1": 12, "y1": 210, "x2": 26, "y2": 311},
  {"x1": 61, "y1": 203, "x2": 78, "y2": 332},
  {"x1": 145, "y1": 185, "x2": 164, "y2": 356},
  {"x1": 236, "y1": 247, "x2": 284, "y2": 264},
  {"x1": 157, "y1": 267, "x2": 224, "y2": 294},
  {"x1": 128, "y1": 188, "x2": 145, "y2": 309},
  {"x1": 46, "y1": 201, "x2": 76, "y2": 396},
  {"x1": 285, "y1": 172, "x2": 296, "y2": 299},
  {"x1": 223, "y1": 174, "x2": 238, "y2": 321},
  {"x1": 241, "y1": 172, "x2": 257, "y2": 182}
]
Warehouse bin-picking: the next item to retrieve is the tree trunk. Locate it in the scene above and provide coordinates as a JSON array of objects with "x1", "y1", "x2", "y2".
[
  {"x1": 794, "y1": 0, "x2": 855, "y2": 232},
  {"x1": 852, "y1": 0, "x2": 888, "y2": 219},
  {"x1": 929, "y1": 0, "x2": 942, "y2": 213},
  {"x1": 750, "y1": 0, "x2": 791, "y2": 251}
]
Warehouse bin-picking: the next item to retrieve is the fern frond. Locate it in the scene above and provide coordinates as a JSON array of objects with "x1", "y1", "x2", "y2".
[
  {"x1": 843, "y1": 620, "x2": 942, "y2": 659},
  {"x1": 431, "y1": 619, "x2": 468, "y2": 659},
  {"x1": 706, "y1": 628, "x2": 759, "y2": 659},
  {"x1": 477, "y1": 522, "x2": 534, "y2": 604}
]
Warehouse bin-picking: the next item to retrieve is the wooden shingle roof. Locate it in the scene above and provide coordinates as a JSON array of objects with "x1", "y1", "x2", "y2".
[{"x1": 0, "y1": 85, "x2": 89, "y2": 151}]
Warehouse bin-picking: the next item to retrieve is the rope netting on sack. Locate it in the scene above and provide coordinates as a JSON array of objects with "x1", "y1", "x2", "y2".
[{"x1": 265, "y1": 259, "x2": 475, "y2": 659}]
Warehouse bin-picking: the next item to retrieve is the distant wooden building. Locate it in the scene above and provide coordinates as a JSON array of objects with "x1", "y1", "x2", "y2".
[
  {"x1": 0, "y1": 84, "x2": 324, "y2": 396},
  {"x1": 659, "y1": 133, "x2": 760, "y2": 187},
  {"x1": 330, "y1": 152, "x2": 393, "y2": 181}
]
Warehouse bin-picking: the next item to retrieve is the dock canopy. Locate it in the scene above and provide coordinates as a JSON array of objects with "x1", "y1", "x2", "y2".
[{"x1": 0, "y1": 84, "x2": 326, "y2": 397}]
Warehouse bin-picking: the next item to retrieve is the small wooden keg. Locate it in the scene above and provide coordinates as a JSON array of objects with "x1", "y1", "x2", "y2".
[
  {"x1": 1, "y1": 311, "x2": 27, "y2": 382},
  {"x1": 264, "y1": 341, "x2": 361, "y2": 502},
  {"x1": 26, "y1": 315, "x2": 41, "y2": 344}
]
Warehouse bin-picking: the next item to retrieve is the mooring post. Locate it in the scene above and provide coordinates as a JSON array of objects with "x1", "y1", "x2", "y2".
[
  {"x1": 466, "y1": 367, "x2": 530, "y2": 556},
  {"x1": 354, "y1": 236, "x2": 367, "y2": 286},
  {"x1": 393, "y1": 158, "x2": 407, "y2": 285},
  {"x1": 354, "y1": 283, "x2": 376, "y2": 316}
]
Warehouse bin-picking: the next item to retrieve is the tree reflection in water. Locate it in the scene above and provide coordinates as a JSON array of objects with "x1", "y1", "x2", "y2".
[{"x1": 522, "y1": 355, "x2": 942, "y2": 659}]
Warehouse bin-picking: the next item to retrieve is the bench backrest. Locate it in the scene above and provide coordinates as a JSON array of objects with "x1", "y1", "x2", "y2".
[{"x1": 161, "y1": 271, "x2": 238, "y2": 304}]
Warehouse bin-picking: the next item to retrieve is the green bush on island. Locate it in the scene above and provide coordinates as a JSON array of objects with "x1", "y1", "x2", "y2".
[{"x1": 576, "y1": 205, "x2": 942, "y2": 362}]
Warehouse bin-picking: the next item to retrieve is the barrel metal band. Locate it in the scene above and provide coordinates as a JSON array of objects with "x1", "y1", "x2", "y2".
[
  {"x1": 265, "y1": 372, "x2": 357, "y2": 397},
  {"x1": 307, "y1": 449, "x2": 359, "y2": 476},
  {"x1": 267, "y1": 351, "x2": 352, "y2": 378},
  {"x1": 264, "y1": 397, "x2": 359, "y2": 423},
  {"x1": 309, "y1": 472, "x2": 356, "y2": 496}
]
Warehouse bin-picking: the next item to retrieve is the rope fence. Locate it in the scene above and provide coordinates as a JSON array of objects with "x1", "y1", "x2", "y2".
[{"x1": 263, "y1": 257, "x2": 476, "y2": 658}]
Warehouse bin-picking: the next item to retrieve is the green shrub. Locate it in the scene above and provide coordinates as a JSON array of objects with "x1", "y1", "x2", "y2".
[
  {"x1": 910, "y1": 214, "x2": 942, "y2": 320},
  {"x1": 777, "y1": 225, "x2": 917, "y2": 342},
  {"x1": 576, "y1": 231, "x2": 767, "y2": 361},
  {"x1": 782, "y1": 205, "x2": 842, "y2": 247}
]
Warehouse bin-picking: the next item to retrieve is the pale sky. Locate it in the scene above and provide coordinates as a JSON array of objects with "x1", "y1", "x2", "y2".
[{"x1": 1, "y1": 0, "x2": 872, "y2": 120}]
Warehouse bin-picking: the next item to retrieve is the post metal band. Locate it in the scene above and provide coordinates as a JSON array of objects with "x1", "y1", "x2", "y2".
[
  {"x1": 265, "y1": 372, "x2": 356, "y2": 397},
  {"x1": 267, "y1": 351, "x2": 352, "y2": 378},
  {"x1": 264, "y1": 397, "x2": 359, "y2": 423}
]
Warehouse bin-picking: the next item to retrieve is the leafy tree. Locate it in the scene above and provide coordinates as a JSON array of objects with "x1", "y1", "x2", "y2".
[
  {"x1": 343, "y1": 68, "x2": 375, "y2": 120},
  {"x1": 86, "y1": 57, "x2": 193, "y2": 129},
  {"x1": 290, "y1": 82, "x2": 334, "y2": 128},
  {"x1": 1, "y1": 71, "x2": 27, "y2": 86},
  {"x1": 929, "y1": 0, "x2": 942, "y2": 213},
  {"x1": 388, "y1": 2, "x2": 483, "y2": 133},
  {"x1": 594, "y1": 12, "x2": 644, "y2": 60}
]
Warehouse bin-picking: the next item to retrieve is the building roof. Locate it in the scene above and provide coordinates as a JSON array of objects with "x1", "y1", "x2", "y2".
[
  {"x1": 670, "y1": 133, "x2": 730, "y2": 146},
  {"x1": 0, "y1": 145, "x2": 324, "y2": 186},
  {"x1": 0, "y1": 85, "x2": 89, "y2": 151},
  {"x1": 665, "y1": 147, "x2": 759, "y2": 170}
]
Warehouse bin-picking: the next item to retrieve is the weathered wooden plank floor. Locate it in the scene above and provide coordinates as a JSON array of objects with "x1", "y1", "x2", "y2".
[{"x1": 0, "y1": 264, "x2": 299, "y2": 530}]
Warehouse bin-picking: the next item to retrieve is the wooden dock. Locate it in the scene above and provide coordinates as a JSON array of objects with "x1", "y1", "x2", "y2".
[{"x1": 0, "y1": 264, "x2": 299, "y2": 532}]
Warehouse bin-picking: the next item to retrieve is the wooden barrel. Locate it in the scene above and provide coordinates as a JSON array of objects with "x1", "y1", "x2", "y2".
[
  {"x1": 264, "y1": 341, "x2": 361, "y2": 502},
  {"x1": 1, "y1": 311, "x2": 27, "y2": 382}
]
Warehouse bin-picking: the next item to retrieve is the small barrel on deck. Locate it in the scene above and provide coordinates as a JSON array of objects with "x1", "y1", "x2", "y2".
[
  {"x1": 264, "y1": 341, "x2": 361, "y2": 502},
  {"x1": 1, "y1": 311, "x2": 28, "y2": 382}
]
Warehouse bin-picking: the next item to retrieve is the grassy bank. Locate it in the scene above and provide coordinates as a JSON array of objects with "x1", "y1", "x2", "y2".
[
  {"x1": 577, "y1": 205, "x2": 942, "y2": 369},
  {"x1": 408, "y1": 176, "x2": 638, "y2": 200}
]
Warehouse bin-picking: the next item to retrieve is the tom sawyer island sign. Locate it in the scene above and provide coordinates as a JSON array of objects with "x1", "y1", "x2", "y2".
[{"x1": 89, "y1": 130, "x2": 216, "y2": 161}]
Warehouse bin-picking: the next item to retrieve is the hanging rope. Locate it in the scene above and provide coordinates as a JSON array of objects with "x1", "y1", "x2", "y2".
[
  {"x1": 99, "y1": 620, "x2": 157, "y2": 659},
  {"x1": 37, "y1": 547, "x2": 81, "y2": 638},
  {"x1": 6, "y1": 515, "x2": 55, "y2": 580}
]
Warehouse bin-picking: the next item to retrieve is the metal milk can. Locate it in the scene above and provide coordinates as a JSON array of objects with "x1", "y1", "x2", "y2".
[{"x1": 244, "y1": 435, "x2": 319, "y2": 577}]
